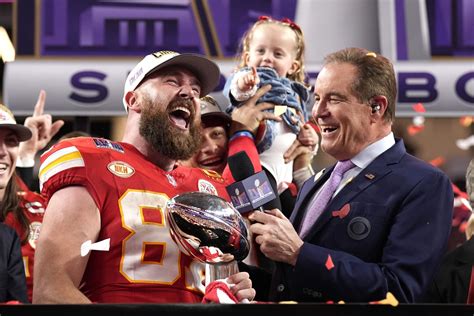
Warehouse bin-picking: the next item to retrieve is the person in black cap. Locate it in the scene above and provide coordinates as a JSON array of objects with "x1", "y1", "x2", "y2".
[
  {"x1": 33, "y1": 51, "x2": 255, "y2": 304},
  {"x1": 183, "y1": 95, "x2": 233, "y2": 174}
]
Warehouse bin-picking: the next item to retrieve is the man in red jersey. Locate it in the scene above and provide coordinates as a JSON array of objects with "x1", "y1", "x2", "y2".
[{"x1": 33, "y1": 51, "x2": 255, "y2": 303}]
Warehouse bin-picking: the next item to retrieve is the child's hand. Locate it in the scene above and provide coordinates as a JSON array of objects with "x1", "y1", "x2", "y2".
[
  {"x1": 237, "y1": 66, "x2": 260, "y2": 92},
  {"x1": 284, "y1": 124, "x2": 319, "y2": 164},
  {"x1": 298, "y1": 123, "x2": 319, "y2": 147}
]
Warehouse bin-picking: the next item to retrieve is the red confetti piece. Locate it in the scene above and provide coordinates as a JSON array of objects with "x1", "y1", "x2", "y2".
[
  {"x1": 429, "y1": 156, "x2": 445, "y2": 167},
  {"x1": 407, "y1": 124, "x2": 424, "y2": 135},
  {"x1": 332, "y1": 204, "x2": 350, "y2": 219},
  {"x1": 412, "y1": 103, "x2": 426, "y2": 113},
  {"x1": 325, "y1": 254, "x2": 335, "y2": 270}
]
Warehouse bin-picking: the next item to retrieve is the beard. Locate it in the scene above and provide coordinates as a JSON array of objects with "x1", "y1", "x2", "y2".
[{"x1": 139, "y1": 96, "x2": 202, "y2": 160}]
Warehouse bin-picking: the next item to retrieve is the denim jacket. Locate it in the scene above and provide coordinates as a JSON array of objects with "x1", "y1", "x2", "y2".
[{"x1": 224, "y1": 67, "x2": 310, "y2": 153}]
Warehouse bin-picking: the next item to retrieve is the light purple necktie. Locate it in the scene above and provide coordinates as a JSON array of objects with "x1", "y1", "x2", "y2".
[{"x1": 299, "y1": 160, "x2": 355, "y2": 238}]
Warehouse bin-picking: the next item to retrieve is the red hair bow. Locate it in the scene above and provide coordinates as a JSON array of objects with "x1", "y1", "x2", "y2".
[{"x1": 258, "y1": 15, "x2": 302, "y2": 33}]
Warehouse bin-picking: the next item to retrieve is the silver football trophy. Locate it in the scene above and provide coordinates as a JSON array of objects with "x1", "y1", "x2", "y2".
[{"x1": 166, "y1": 192, "x2": 250, "y2": 285}]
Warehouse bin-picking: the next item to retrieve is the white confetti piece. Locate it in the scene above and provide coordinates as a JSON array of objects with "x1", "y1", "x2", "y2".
[
  {"x1": 456, "y1": 135, "x2": 474, "y2": 150},
  {"x1": 81, "y1": 238, "x2": 110, "y2": 257}
]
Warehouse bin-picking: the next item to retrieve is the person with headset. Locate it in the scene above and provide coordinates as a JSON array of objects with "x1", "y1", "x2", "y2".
[{"x1": 245, "y1": 47, "x2": 454, "y2": 303}]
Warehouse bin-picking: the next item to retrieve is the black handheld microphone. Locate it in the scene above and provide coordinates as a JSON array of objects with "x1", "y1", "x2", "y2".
[{"x1": 226, "y1": 151, "x2": 276, "y2": 214}]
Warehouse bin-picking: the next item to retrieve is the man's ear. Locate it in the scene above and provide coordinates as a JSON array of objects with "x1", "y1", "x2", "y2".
[
  {"x1": 124, "y1": 91, "x2": 141, "y2": 112},
  {"x1": 370, "y1": 95, "x2": 388, "y2": 115}
]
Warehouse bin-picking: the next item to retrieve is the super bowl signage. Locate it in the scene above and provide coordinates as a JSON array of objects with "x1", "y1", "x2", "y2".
[{"x1": 3, "y1": 60, "x2": 473, "y2": 117}]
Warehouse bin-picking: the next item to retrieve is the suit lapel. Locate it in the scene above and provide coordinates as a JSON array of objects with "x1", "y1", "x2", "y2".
[{"x1": 302, "y1": 139, "x2": 407, "y2": 241}]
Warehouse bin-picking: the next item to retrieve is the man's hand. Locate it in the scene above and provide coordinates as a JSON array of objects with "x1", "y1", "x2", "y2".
[
  {"x1": 248, "y1": 209, "x2": 303, "y2": 266},
  {"x1": 18, "y1": 90, "x2": 64, "y2": 164},
  {"x1": 226, "y1": 271, "x2": 256, "y2": 303},
  {"x1": 230, "y1": 84, "x2": 281, "y2": 136}
]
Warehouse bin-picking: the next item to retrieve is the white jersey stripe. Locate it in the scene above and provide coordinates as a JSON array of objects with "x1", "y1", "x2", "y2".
[
  {"x1": 39, "y1": 146, "x2": 81, "y2": 175},
  {"x1": 39, "y1": 146, "x2": 85, "y2": 191},
  {"x1": 39, "y1": 158, "x2": 85, "y2": 191}
]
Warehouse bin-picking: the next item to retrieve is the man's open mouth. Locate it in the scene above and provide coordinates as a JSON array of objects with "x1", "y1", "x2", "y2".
[{"x1": 170, "y1": 106, "x2": 191, "y2": 130}]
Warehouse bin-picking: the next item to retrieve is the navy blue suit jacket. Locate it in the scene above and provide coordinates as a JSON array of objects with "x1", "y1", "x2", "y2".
[
  {"x1": 0, "y1": 223, "x2": 27, "y2": 303},
  {"x1": 267, "y1": 139, "x2": 453, "y2": 303}
]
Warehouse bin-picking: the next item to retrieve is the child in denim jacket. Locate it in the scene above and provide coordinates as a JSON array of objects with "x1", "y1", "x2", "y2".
[{"x1": 224, "y1": 16, "x2": 316, "y2": 205}]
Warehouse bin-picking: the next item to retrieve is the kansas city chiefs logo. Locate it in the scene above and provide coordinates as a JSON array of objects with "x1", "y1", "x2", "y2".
[
  {"x1": 28, "y1": 221, "x2": 42, "y2": 249},
  {"x1": 198, "y1": 179, "x2": 218, "y2": 195}
]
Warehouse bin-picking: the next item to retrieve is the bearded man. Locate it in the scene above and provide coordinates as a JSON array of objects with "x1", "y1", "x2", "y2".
[{"x1": 33, "y1": 51, "x2": 256, "y2": 304}]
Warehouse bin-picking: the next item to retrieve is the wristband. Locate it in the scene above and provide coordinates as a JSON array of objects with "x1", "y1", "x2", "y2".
[
  {"x1": 229, "y1": 131, "x2": 255, "y2": 142},
  {"x1": 16, "y1": 156, "x2": 35, "y2": 168},
  {"x1": 230, "y1": 71, "x2": 258, "y2": 101}
]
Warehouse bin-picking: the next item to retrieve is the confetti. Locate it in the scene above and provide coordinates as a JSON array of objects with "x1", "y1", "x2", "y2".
[
  {"x1": 81, "y1": 238, "x2": 111, "y2": 257},
  {"x1": 412, "y1": 115, "x2": 425, "y2": 126},
  {"x1": 412, "y1": 103, "x2": 426, "y2": 113},
  {"x1": 460, "y1": 116, "x2": 473, "y2": 127},
  {"x1": 369, "y1": 292, "x2": 399, "y2": 306},
  {"x1": 407, "y1": 124, "x2": 424, "y2": 135},
  {"x1": 274, "y1": 105, "x2": 288, "y2": 116},
  {"x1": 325, "y1": 254, "x2": 335, "y2": 270},
  {"x1": 453, "y1": 184, "x2": 472, "y2": 212},
  {"x1": 332, "y1": 204, "x2": 350, "y2": 219},
  {"x1": 456, "y1": 135, "x2": 474, "y2": 150},
  {"x1": 429, "y1": 156, "x2": 445, "y2": 167}
]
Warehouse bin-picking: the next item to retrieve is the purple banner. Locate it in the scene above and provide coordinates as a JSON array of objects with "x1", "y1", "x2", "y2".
[
  {"x1": 33, "y1": 0, "x2": 297, "y2": 57},
  {"x1": 427, "y1": 0, "x2": 474, "y2": 56}
]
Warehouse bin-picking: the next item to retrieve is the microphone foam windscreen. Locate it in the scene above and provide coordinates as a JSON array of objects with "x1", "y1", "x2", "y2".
[{"x1": 227, "y1": 151, "x2": 255, "y2": 181}]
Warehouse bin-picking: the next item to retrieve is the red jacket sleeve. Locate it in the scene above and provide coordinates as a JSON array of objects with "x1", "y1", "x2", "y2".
[{"x1": 222, "y1": 134, "x2": 261, "y2": 183}]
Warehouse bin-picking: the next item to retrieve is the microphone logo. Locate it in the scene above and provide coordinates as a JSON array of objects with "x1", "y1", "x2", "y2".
[{"x1": 226, "y1": 170, "x2": 276, "y2": 213}]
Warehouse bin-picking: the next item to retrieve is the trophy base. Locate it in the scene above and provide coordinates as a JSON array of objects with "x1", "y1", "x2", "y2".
[{"x1": 205, "y1": 261, "x2": 239, "y2": 286}]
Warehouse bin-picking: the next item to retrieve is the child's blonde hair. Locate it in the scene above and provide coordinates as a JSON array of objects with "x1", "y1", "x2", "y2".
[{"x1": 236, "y1": 16, "x2": 306, "y2": 84}]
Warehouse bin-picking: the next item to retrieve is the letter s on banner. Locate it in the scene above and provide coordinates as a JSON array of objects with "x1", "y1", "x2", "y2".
[{"x1": 70, "y1": 71, "x2": 108, "y2": 103}]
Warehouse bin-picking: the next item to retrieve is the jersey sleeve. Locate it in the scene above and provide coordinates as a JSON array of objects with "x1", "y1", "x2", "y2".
[
  {"x1": 38, "y1": 138, "x2": 102, "y2": 209},
  {"x1": 222, "y1": 134, "x2": 262, "y2": 183}
]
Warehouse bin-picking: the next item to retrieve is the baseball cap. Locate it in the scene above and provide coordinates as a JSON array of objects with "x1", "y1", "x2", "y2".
[
  {"x1": 0, "y1": 104, "x2": 32, "y2": 141},
  {"x1": 123, "y1": 50, "x2": 221, "y2": 110},
  {"x1": 200, "y1": 95, "x2": 231, "y2": 128}
]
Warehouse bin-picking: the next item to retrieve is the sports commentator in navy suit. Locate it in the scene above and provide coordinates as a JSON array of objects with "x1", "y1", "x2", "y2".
[{"x1": 246, "y1": 47, "x2": 453, "y2": 303}]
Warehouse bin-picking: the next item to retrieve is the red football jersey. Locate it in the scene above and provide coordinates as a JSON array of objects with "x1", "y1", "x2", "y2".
[
  {"x1": 4, "y1": 177, "x2": 46, "y2": 302},
  {"x1": 39, "y1": 137, "x2": 230, "y2": 303}
]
